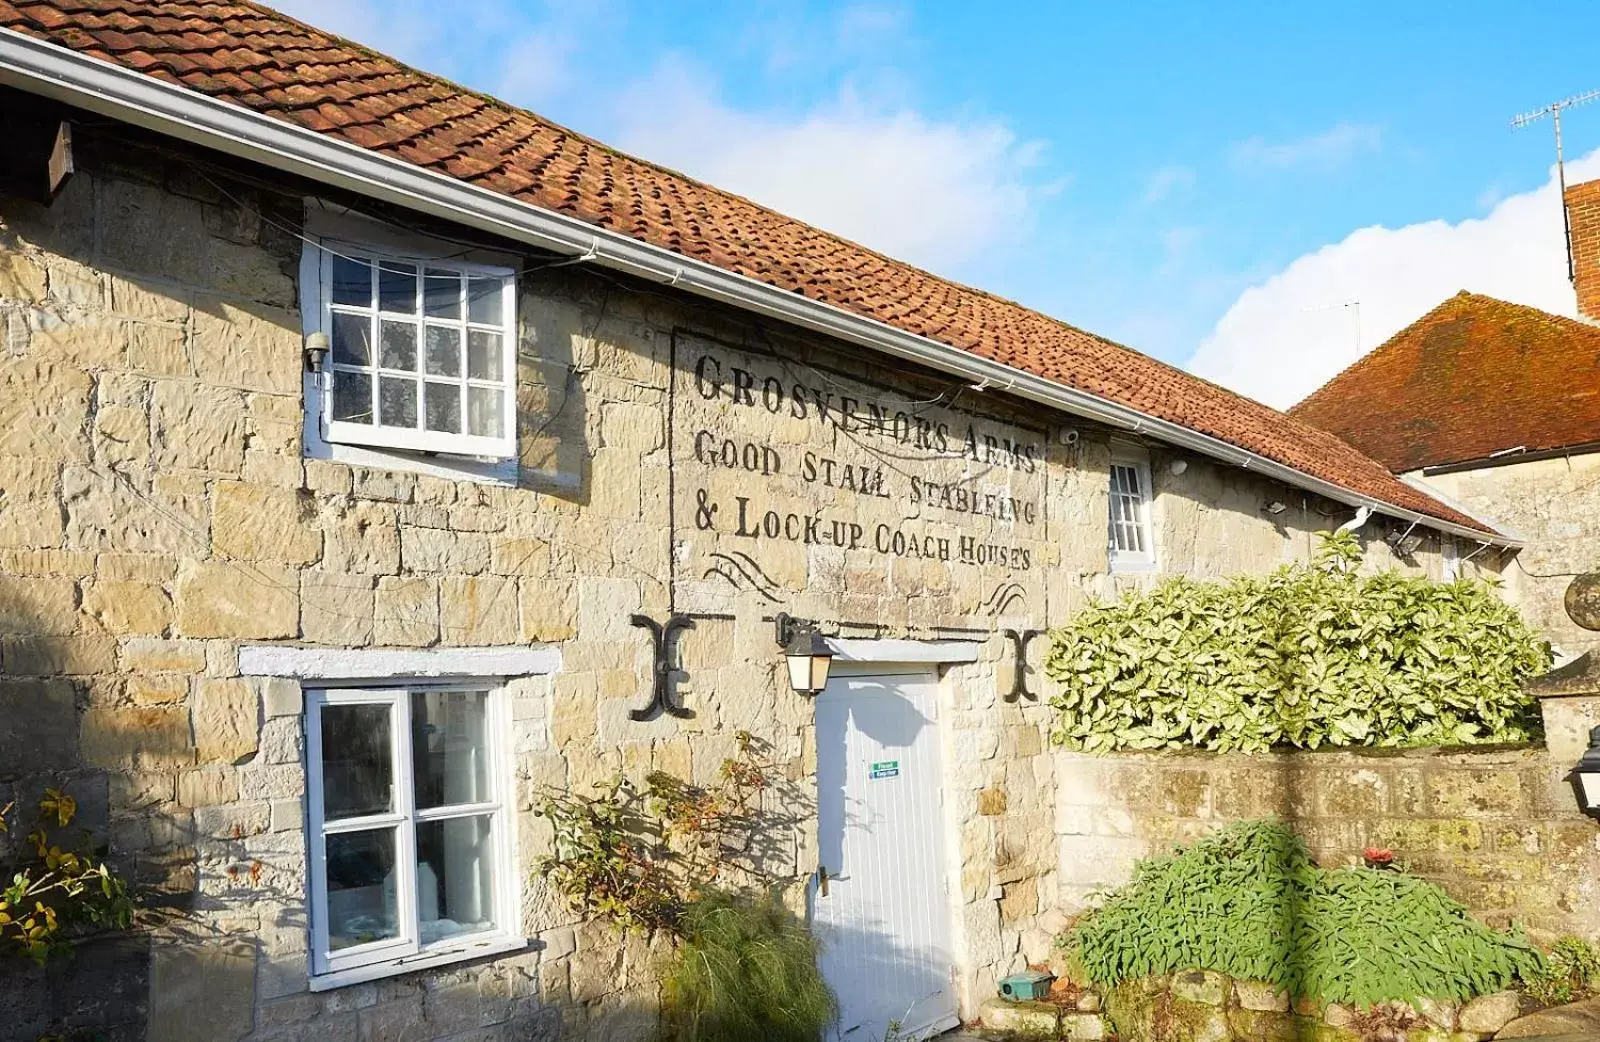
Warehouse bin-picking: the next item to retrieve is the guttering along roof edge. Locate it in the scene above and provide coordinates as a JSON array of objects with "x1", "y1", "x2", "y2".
[{"x1": 0, "y1": 27, "x2": 1516, "y2": 547}]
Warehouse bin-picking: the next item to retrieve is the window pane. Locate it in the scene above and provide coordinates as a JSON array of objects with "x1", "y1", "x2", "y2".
[
  {"x1": 425, "y1": 325, "x2": 461, "y2": 377},
  {"x1": 379, "y1": 377, "x2": 418, "y2": 429},
  {"x1": 379, "y1": 262, "x2": 418, "y2": 314},
  {"x1": 467, "y1": 330, "x2": 502, "y2": 381},
  {"x1": 423, "y1": 268, "x2": 461, "y2": 319},
  {"x1": 411, "y1": 690, "x2": 489, "y2": 809},
  {"x1": 380, "y1": 321, "x2": 418, "y2": 371},
  {"x1": 467, "y1": 386, "x2": 503, "y2": 438},
  {"x1": 331, "y1": 312, "x2": 372, "y2": 367},
  {"x1": 331, "y1": 370, "x2": 373, "y2": 425},
  {"x1": 325, "y1": 828, "x2": 400, "y2": 951},
  {"x1": 467, "y1": 277, "x2": 501, "y2": 325},
  {"x1": 320, "y1": 703, "x2": 392, "y2": 819},
  {"x1": 416, "y1": 816, "x2": 496, "y2": 945},
  {"x1": 332, "y1": 255, "x2": 371, "y2": 307},
  {"x1": 425, "y1": 382, "x2": 461, "y2": 433}
]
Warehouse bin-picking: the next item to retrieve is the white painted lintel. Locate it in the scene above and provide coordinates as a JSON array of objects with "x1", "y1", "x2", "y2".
[
  {"x1": 824, "y1": 638, "x2": 981, "y2": 664},
  {"x1": 238, "y1": 644, "x2": 561, "y2": 680}
]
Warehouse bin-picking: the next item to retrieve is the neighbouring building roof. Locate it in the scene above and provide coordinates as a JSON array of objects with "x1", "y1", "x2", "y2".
[
  {"x1": 0, "y1": 0, "x2": 1495, "y2": 535},
  {"x1": 1291, "y1": 291, "x2": 1600, "y2": 473}
]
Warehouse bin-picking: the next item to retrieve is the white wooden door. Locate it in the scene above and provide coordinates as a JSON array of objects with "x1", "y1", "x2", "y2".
[{"x1": 813, "y1": 669, "x2": 959, "y2": 1041}]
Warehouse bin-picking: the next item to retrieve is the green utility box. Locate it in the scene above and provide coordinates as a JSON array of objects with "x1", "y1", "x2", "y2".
[{"x1": 998, "y1": 970, "x2": 1056, "y2": 1001}]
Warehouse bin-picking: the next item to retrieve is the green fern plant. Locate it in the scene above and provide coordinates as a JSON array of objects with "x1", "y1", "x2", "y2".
[
  {"x1": 1064, "y1": 819, "x2": 1544, "y2": 1007},
  {"x1": 1045, "y1": 531, "x2": 1549, "y2": 752}
]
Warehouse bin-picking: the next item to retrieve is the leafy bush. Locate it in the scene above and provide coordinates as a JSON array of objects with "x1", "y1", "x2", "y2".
[
  {"x1": 1524, "y1": 935, "x2": 1600, "y2": 1006},
  {"x1": 1046, "y1": 531, "x2": 1550, "y2": 752},
  {"x1": 1, "y1": 790, "x2": 134, "y2": 965},
  {"x1": 533, "y1": 732, "x2": 784, "y2": 933},
  {"x1": 1063, "y1": 819, "x2": 1543, "y2": 1007},
  {"x1": 660, "y1": 891, "x2": 836, "y2": 1042}
]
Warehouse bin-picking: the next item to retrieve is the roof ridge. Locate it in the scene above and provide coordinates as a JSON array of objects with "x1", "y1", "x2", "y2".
[
  {"x1": 1288, "y1": 291, "x2": 1477, "y2": 415},
  {"x1": 246, "y1": 0, "x2": 1077, "y2": 324},
  {"x1": 1290, "y1": 288, "x2": 1600, "y2": 470},
  {"x1": 0, "y1": 0, "x2": 1500, "y2": 534}
]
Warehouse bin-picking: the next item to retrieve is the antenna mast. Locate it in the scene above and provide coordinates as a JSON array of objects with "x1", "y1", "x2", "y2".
[{"x1": 1511, "y1": 88, "x2": 1600, "y2": 283}]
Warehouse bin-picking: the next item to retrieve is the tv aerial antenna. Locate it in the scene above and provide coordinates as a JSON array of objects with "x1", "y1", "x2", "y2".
[{"x1": 1511, "y1": 89, "x2": 1600, "y2": 282}]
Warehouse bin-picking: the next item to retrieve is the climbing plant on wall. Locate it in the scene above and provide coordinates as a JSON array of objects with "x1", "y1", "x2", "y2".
[
  {"x1": 1045, "y1": 531, "x2": 1550, "y2": 752},
  {"x1": 0, "y1": 790, "x2": 134, "y2": 966}
]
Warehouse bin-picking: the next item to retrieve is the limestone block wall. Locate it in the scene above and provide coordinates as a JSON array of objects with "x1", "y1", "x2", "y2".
[
  {"x1": 0, "y1": 118, "x2": 1506, "y2": 1042},
  {"x1": 1053, "y1": 726, "x2": 1600, "y2": 944},
  {"x1": 1417, "y1": 454, "x2": 1600, "y2": 657}
]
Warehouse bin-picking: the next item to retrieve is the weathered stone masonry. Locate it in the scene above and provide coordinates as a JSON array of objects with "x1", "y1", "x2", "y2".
[{"x1": 0, "y1": 120, "x2": 1493, "y2": 1042}]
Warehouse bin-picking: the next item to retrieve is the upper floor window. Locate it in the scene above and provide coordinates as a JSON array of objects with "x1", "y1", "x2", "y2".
[
  {"x1": 316, "y1": 247, "x2": 517, "y2": 459},
  {"x1": 306, "y1": 685, "x2": 519, "y2": 989},
  {"x1": 1108, "y1": 447, "x2": 1156, "y2": 571}
]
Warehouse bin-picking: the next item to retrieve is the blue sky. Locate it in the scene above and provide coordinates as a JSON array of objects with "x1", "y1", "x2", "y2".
[{"x1": 274, "y1": 0, "x2": 1600, "y2": 407}]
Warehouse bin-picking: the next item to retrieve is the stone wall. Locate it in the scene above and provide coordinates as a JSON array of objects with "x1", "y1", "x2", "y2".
[
  {"x1": 1093, "y1": 969, "x2": 1529, "y2": 1042},
  {"x1": 0, "y1": 113, "x2": 1491, "y2": 1042},
  {"x1": 1416, "y1": 453, "x2": 1600, "y2": 658},
  {"x1": 1053, "y1": 726, "x2": 1600, "y2": 943}
]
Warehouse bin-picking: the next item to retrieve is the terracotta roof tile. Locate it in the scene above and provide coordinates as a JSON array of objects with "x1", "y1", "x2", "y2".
[
  {"x1": 1290, "y1": 291, "x2": 1600, "y2": 471},
  {"x1": 0, "y1": 0, "x2": 1492, "y2": 533}
]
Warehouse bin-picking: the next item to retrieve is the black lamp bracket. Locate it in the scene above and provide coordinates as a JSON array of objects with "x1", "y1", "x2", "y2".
[
  {"x1": 1002, "y1": 628, "x2": 1045, "y2": 703},
  {"x1": 774, "y1": 612, "x2": 815, "y2": 648}
]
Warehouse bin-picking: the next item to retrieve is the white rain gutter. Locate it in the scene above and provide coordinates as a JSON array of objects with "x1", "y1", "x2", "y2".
[{"x1": 0, "y1": 27, "x2": 1518, "y2": 547}]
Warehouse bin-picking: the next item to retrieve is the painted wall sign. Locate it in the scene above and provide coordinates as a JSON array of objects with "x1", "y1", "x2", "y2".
[
  {"x1": 869, "y1": 760, "x2": 901, "y2": 779},
  {"x1": 672, "y1": 333, "x2": 1053, "y2": 615}
]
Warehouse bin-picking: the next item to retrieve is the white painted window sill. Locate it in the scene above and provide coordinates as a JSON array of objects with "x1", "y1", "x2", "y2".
[
  {"x1": 1109, "y1": 558, "x2": 1158, "y2": 574},
  {"x1": 308, "y1": 935, "x2": 529, "y2": 991}
]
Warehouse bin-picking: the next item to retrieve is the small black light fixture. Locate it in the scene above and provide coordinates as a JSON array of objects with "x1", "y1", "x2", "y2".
[
  {"x1": 775, "y1": 612, "x2": 834, "y2": 696},
  {"x1": 1572, "y1": 725, "x2": 1600, "y2": 819}
]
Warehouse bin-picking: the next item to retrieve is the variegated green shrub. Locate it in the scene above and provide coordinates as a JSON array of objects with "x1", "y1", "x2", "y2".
[{"x1": 1045, "y1": 531, "x2": 1550, "y2": 752}]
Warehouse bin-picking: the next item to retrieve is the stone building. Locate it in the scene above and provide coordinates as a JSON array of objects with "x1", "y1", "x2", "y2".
[
  {"x1": 0, "y1": 4, "x2": 1539, "y2": 1042},
  {"x1": 1291, "y1": 242, "x2": 1600, "y2": 657}
]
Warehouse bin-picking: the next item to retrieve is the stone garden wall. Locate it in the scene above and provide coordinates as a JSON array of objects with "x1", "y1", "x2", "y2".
[{"x1": 1053, "y1": 712, "x2": 1600, "y2": 943}]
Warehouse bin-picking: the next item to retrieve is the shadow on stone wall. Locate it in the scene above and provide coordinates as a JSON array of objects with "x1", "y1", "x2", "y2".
[{"x1": 0, "y1": 592, "x2": 149, "y2": 1041}]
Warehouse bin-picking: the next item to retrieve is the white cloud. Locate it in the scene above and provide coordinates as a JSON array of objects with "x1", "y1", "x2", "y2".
[
  {"x1": 1232, "y1": 122, "x2": 1382, "y2": 172},
  {"x1": 609, "y1": 61, "x2": 1046, "y2": 273},
  {"x1": 1187, "y1": 149, "x2": 1600, "y2": 409}
]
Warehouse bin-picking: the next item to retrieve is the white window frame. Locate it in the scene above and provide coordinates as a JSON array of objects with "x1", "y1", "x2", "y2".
[
  {"x1": 305, "y1": 682, "x2": 522, "y2": 990},
  {"x1": 312, "y1": 243, "x2": 517, "y2": 459},
  {"x1": 1108, "y1": 445, "x2": 1157, "y2": 572},
  {"x1": 1441, "y1": 535, "x2": 1461, "y2": 581}
]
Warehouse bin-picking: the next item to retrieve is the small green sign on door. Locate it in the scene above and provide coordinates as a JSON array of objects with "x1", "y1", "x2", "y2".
[{"x1": 869, "y1": 760, "x2": 900, "y2": 779}]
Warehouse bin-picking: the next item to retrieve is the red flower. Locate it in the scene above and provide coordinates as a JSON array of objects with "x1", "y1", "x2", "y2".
[{"x1": 1362, "y1": 847, "x2": 1395, "y2": 867}]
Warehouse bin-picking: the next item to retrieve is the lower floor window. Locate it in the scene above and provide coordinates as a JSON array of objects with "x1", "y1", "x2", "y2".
[{"x1": 306, "y1": 685, "x2": 517, "y2": 981}]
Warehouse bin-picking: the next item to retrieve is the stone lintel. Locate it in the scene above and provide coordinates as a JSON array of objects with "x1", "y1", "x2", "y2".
[{"x1": 238, "y1": 643, "x2": 561, "y2": 680}]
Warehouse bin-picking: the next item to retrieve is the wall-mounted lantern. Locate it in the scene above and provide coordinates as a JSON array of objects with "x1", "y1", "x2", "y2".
[
  {"x1": 775, "y1": 612, "x2": 833, "y2": 696},
  {"x1": 1573, "y1": 725, "x2": 1600, "y2": 819}
]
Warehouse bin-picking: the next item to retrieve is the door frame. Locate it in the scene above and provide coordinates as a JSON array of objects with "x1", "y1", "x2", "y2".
[{"x1": 811, "y1": 642, "x2": 975, "y2": 1040}]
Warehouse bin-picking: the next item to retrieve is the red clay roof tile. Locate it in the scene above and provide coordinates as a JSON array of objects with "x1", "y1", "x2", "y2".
[
  {"x1": 0, "y1": 0, "x2": 1492, "y2": 533},
  {"x1": 1290, "y1": 291, "x2": 1600, "y2": 471}
]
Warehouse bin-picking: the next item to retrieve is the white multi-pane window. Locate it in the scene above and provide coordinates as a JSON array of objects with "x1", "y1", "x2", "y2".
[
  {"x1": 306, "y1": 686, "x2": 519, "y2": 987},
  {"x1": 1108, "y1": 449, "x2": 1156, "y2": 570},
  {"x1": 319, "y1": 248, "x2": 517, "y2": 459}
]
